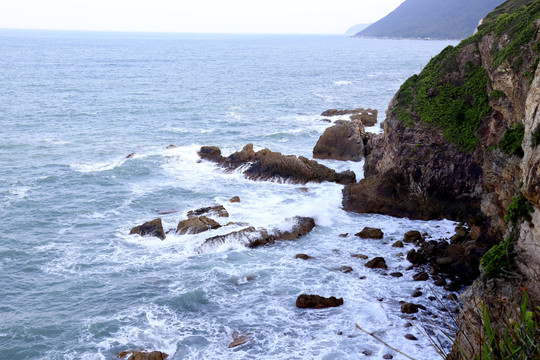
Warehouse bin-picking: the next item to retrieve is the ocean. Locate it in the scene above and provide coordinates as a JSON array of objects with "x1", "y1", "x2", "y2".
[{"x1": 0, "y1": 30, "x2": 458, "y2": 359}]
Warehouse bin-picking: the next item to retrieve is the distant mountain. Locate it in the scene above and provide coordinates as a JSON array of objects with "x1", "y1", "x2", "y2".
[
  {"x1": 355, "y1": 0, "x2": 506, "y2": 39},
  {"x1": 345, "y1": 23, "x2": 372, "y2": 35}
]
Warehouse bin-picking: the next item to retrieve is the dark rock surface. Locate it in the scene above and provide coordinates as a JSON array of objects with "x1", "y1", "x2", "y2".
[
  {"x1": 199, "y1": 144, "x2": 356, "y2": 185},
  {"x1": 355, "y1": 227, "x2": 384, "y2": 239},
  {"x1": 117, "y1": 350, "x2": 168, "y2": 360},
  {"x1": 313, "y1": 120, "x2": 365, "y2": 161},
  {"x1": 187, "y1": 205, "x2": 229, "y2": 218},
  {"x1": 130, "y1": 218, "x2": 166, "y2": 240},
  {"x1": 365, "y1": 257, "x2": 388, "y2": 269},
  {"x1": 176, "y1": 215, "x2": 221, "y2": 235},
  {"x1": 296, "y1": 294, "x2": 344, "y2": 309}
]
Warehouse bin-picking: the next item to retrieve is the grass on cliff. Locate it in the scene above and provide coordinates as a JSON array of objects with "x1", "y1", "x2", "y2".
[
  {"x1": 499, "y1": 123, "x2": 525, "y2": 157},
  {"x1": 392, "y1": 0, "x2": 540, "y2": 152},
  {"x1": 504, "y1": 193, "x2": 534, "y2": 225}
]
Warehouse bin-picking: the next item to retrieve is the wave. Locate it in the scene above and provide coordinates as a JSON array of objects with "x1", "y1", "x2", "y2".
[
  {"x1": 333, "y1": 80, "x2": 353, "y2": 86},
  {"x1": 70, "y1": 158, "x2": 127, "y2": 173}
]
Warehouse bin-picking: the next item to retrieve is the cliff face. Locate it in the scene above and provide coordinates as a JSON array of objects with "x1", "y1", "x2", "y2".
[{"x1": 344, "y1": 1, "x2": 540, "y2": 357}]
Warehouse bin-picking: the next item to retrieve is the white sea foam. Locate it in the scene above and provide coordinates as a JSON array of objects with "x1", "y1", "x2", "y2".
[
  {"x1": 70, "y1": 158, "x2": 127, "y2": 173},
  {"x1": 333, "y1": 80, "x2": 353, "y2": 86}
]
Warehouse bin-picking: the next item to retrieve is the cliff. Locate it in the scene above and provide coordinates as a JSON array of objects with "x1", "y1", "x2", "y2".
[
  {"x1": 344, "y1": 0, "x2": 540, "y2": 357},
  {"x1": 355, "y1": 0, "x2": 506, "y2": 40}
]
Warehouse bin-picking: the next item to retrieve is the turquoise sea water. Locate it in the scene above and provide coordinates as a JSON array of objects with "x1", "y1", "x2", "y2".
[{"x1": 0, "y1": 30, "x2": 458, "y2": 359}]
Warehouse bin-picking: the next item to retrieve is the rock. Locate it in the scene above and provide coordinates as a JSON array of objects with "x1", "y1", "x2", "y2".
[
  {"x1": 176, "y1": 216, "x2": 221, "y2": 235},
  {"x1": 313, "y1": 119, "x2": 365, "y2": 161},
  {"x1": 401, "y1": 303, "x2": 419, "y2": 314},
  {"x1": 390, "y1": 272, "x2": 403, "y2": 278},
  {"x1": 351, "y1": 254, "x2": 368, "y2": 259},
  {"x1": 199, "y1": 144, "x2": 356, "y2": 185},
  {"x1": 295, "y1": 254, "x2": 314, "y2": 260},
  {"x1": 130, "y1": 218, "x2": 166, "y2": 240},
  {"x1": 413, "y1": 272, "x2": 429, "y2": 281},
  {"x1": 362, "y1": 350, "x2": 373, "y2": 356},
  {"x1": 339, "y1": 233, "x2": 349, "y2": 237},
  {"x1": 411, "y1": 290, "x2": 423, "y2": 297},
  {"x1": 403, "y1": 231, "x2": 422, "y2": 243},
  {"x1": 229, "y1": 196, "x2": 241, "y2": 203},
  {"x1": 365, "y1": 257, "x2": 388, "y2": 269},
  {"x1": 228, "y1": 333, "x2": 251, "y2": 348},
  {"x1": 197, "y1": 216, "x2": 315, "y2": 252},
  {"x1": 126, "y1": 152, "x2": 137, "y2": 158},
  {"x1": 165, "y1": 144, "x2": 177, "y2": 149},
  {"x1": 383, "y1": 355, "x2": 393, "y2": 359},
  {"x1": 350, "y1": 110, "x2": 378, "y2": 127},
  {"x1": 187, "y1": 205, "x2": 229, "y2": 218},
  {"x1": 392, "y1": 240, "x2": 404, "y2": 248},
  {"x1": 117, "y1": 350, "x2": 168, "y2": 360},
  {"x1": 406, "y1": 249, "x2": 426, "y2": 265},
  {"x1": 339, "y1": 266, "x2": 354, "y2": 274},
  {"x1": 404, "y1": 334, "x2": 418, "y2": 341},
  {"x1": 355, "y1": 227, "x2": 384, "y2": 239},
  {"x1": 296, "y1": 294, "x2": 344, "y2": 309}
]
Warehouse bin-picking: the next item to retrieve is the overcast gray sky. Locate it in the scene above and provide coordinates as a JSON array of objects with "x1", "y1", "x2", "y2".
[{"x1": 1, "y1": 0, "x2": 406, "y2": 34}]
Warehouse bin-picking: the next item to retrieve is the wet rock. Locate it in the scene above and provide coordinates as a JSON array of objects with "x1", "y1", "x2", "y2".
[
  {"x1": 130, "y1": 218, "x2": 166, "y2": 240},
  {"x1": 339, "y1": 266, "x2": 354, "y2": 274},
  {"x1": 126, "y1": 152, "x2": 137, "y2": 159},
  {"x1": 390, "y1": 272, "x2": 403, "y2": 278},
  {"x1": 351, "y1": 254, "x2": 368, "y2": 259},
  {"x1": 295, "y1": 253, "x2": 314, "y2": 260},
  {"x1": 154, "y1": 209, "x2": 179, "y2": 215},
  {"x1": 197, "y1": 216, "x2": 315, "y2": 252},
  {"x1": 177, "y1": 216, "x2": 221, "y2": 235},
  {"x1": 198, "y1": 144, "x2": 356, "y2": 185},
  {"x1": 383, "y1": 355, "x2": 394, "y2": 359},
  {"x1": 403, "y1": 230, "x2": 422, "y2": 243},
  {"x1": 411, "y1": 290, "x2": 423, "y2": 298},
  {"x1": 392, "y1": 240, "x2": 404, "y2": 248},
  {"x1": 404, "y1": 334, "x2": 418, "y2": 341},
  {"x1": 339, "y1": 233, "x2": 349, "y2": 237},
  {"x1": 165, "y1": 144, "x2": 177, "y2": 149},
  {"x1": 117, "y1": 350, "x2": 168, "y2": 360},
  {"x1": 406, "y1": 249, "x2": 426, "y2": 265},
  {"x1": 448, "y1": 293, "x2": 458, "y2": 301},
  {"x1": 365, "y1": 257, "x2": 388, "y2": 269},
  {"x1": 313, "y1": 119, "x2": 365, "y2": 161},
  {"x1": 413, "y1": 272, "x2": 429, "y2": 281},
  {"x1": 362, "y1": 350, "x2": 373, "y2": 356},
  {"x1": 401, "y1": 303, "x2": 420, "y2": 314},
  {"x1": 228, "y1": 333, "x2": 251, "y2": 348},
  {"x1": 229, "y1": 196, "x2": 241, "y2": 203},
  {"x1": 296, "y1": 294, "x2": 344, "y2": 309},
  {"x1": 355, "y1": 227, "x2": 384, "y2": 239},
  {"x1": 187, "y1": 205, "x2": 229, "y2": 218}
]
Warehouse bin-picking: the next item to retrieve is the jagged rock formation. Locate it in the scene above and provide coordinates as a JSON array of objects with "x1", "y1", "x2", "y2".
[
  {"x1": 199, "y1": 144, "x2": 356, "y2": 185},
  {"x1": 344, "y1": 1, "x2": 540, "y2": 357},
  {"x1": 130, "y1": 218, "x2": 166, "y2": 240},
  {"x1": 313, "y1": 119, "x2": 366, "y2": 161}
]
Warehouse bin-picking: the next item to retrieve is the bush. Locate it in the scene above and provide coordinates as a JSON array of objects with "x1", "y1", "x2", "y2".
[
  {"x1": 504, "y1": 194, "x2": 534, "y2": 225},
  {"x1": 480, "y1": 236, "x2": 515, "y2": 278},
  {"x1": 499, "y1": 123, "x2": 525, "y2": 157}
]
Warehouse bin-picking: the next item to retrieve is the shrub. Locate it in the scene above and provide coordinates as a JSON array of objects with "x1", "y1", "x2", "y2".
[
  {"x1": 504, "y1": 194, "x2": 534, "y2": 225},
  {"x1": 480, "y1": 236, "x2": 515, "y2": 278},
  {"x1": 499, "y1": 123, "x2": 525, "y2": 157}
]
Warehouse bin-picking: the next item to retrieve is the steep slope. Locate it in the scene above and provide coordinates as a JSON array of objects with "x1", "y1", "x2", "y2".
[
  {"x1": 344, "y1": 1, "x2": 539, "y2": 357},
  {"x1": 355, "y1": 0, "x2": 506, "y2": 39}
]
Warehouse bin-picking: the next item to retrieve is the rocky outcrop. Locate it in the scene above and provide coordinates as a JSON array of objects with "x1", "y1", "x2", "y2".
[
  {"x1": 196, "y1": 216, "x2": 315, "y2": 252},
  {"x1": 313, "y1": 119, "x2": 366, "y2": 161},
  {"x1": 187, "y1": 205, "x2": 229, "y2": 218},
  {"x1": 365, "y1": 257, "x2": 388, "y2": 269},
  {"x1": 321, "y1": 108, "x2": 378, "y2": 126},
  {"x1": 130, "y1": 219, "x2": 166, "y2": 240},
  {"x1": 176, "y1": 216, "x2": 221, "y2": 235},
  {"x1": 199, "y1": 144, "x2": 355, "y2": 185},
  {"x1": 295, "y1": 294, "x2": 344, "y2": 309},
  {"x1": 355, "y1": 227, "x2": 384, "y2": 239}
]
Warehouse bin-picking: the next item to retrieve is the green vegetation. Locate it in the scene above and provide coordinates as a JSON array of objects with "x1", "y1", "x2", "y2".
[
  {"x1": 480, "y1": 291, "x2": 539, "y2": 359},
  {"x1": 489, "y1": 90, "x2": 507, "y2": 100},
  {"x1": 532, "y1": 124, "x2": 540, "y2": 147},
  {"x1": 392, "y1": 0, "x2": 540, "y2": 153},
  {"x1": 480, "y1": 236, "x2": 516, "y2": 278},
  {"x1": 499, "y1": 123, "x2": 525, "y2": 157},
  {"x1": 504, "y1": 193, "x2": 534, "y2": 224}
]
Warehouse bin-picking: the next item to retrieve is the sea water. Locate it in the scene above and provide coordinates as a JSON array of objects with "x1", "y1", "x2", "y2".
[{"x1": 0, "y1": 30, "x2": 459, "y2": 359}]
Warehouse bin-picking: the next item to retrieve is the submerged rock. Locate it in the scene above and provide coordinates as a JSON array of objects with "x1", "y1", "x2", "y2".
[
  {"x1": 228, "y1": 333, "x2": 251, "y2": 348},
  {"x1": 198, "y1": 144, "x2": 356, "y2": 185},
  {"x1": 355, "y1": 227, "x2": 384, "y2": 239},
  {"x1": 197, "y1": 216, "x2": 315, "y2": 252},
  {"x1": 130, "y1": 218, "x2": 166, "y2": 240},
  {"x1": 401, "y1": 303, "x2": 420, "y2": 314},
  {"x1": 295, "y1": 253, "x2": 314, "y2": 260},
  {"x1": 229, "y1": 196, "x2": 241, "y2": 203},
  {"x1": 365, "y1": 257, "x2": 388, "y2": 269},
  {"x1": 296, "y1": 294, "x2": 344, "y2": 309},
  {"x1": 403, "y1": 230, "x2": 422, "y2": 243},
  {"x1": 117, "y1": 350, "x2": 168, "y2": 360},
  {"x1": 176, "y1": 215, "x2": 221, "y2": 235}
]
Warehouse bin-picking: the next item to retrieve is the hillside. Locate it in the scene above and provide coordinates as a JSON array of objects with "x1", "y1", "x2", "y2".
[
  {"x1": 355, "y1": 0, "x2": 507, "y2": 39},
  {"x1": 344, "y1": 0, "x2": 540, "y2": 357}
]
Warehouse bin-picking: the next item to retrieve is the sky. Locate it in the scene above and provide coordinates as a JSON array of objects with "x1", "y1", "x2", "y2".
[{"x1": 0, "y1": 0, "x2": 406, "y2": 34}]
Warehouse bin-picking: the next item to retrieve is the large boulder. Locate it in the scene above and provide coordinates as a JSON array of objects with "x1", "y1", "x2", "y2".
[
  {"x1": 403, "y1": 230, "x2": 422, "y2": 243},
  {"x1": 313, "y1": 120, "x2": 366, "y2": 161},
  {"x1": 117, "y1": 350, "x2": 168, "y2": 360},
  {"x1": 130, "y1": 218, "x2": 166, "y2": 240},
  {"x1": 296, "y1": 294, "x2": 344, "y2": 309},
  {"x1": 197, "y1": 216, "x2": 316, "y2": 252},
  {"x1": 198, "y1": 144, "x2": 355, "y2": 185},
  {"x1": 176, "y1": 216, "x2": 221, "y2": 234},
  {"x1": 187, "y1": 205, "x2": 229, "y2": 218},
  {"x1": 365, "y1": 257, "x2": 388, "y2": 269}
]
